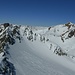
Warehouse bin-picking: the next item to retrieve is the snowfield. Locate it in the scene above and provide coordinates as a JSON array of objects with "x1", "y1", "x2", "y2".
[
  {"x1": 9, "y1": 24, "x2": 75, "y2": 75},
  {"x1": 0, "y1": 22, "x2": 75, "y2": 75},
  {"x1": 9, "y1": 36, "x2": 75, "y2": 75}
]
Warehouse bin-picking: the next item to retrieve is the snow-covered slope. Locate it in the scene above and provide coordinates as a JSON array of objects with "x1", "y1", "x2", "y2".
[
  {"x1": 0, "y1": 22, "x2": 75, "y2": 75},
  {"x1": 9, "y1": 33, "x2": 75, "y2": 75}
]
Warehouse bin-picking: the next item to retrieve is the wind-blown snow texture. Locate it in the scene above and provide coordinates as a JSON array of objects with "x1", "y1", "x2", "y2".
[{"x1": 0, "y1": 22, "x2": 75, "y2": 75}]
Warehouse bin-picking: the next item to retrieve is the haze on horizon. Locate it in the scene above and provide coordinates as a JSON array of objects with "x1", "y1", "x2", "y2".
[{"x1": 0, "y1": 0, "x2": 75, "y2": 26}]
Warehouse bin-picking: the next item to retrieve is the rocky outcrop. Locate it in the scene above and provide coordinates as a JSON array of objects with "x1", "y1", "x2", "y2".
[{"x1": 0, "y1": 23, "x2": 22, "y2": 74}]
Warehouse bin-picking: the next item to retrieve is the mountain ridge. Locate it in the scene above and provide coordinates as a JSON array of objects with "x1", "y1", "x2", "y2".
[{"x1": 0, "y1": 22, "x2": 75, "y2": 75}]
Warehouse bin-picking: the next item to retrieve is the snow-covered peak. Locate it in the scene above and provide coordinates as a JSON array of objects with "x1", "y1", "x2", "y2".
[{"x1": 66, "y1": 22, "x2": 73, "y2": 25}]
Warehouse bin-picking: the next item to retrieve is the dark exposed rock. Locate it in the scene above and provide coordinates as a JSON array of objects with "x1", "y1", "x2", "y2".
[
  {"x1": 3, "y1": 23, "x2": 10, "y2": 29},
  {"x1": 68, "y1": 29, "x2": 75, "y2": 38},
  {"x1": 48, "y1": 27, "x2": 51, "y2": 30},
  {"x1": 54, "y1": 47, "x2": 67, "y2": 56}
]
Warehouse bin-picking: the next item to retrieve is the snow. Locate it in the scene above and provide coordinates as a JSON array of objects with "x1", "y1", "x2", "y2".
[
  {"x1": 0, "y1": 23, "x2": 75, "y2": 75},
  {"x1": 9, "y1": 38, "x2": 75, "y2": 75},
  {"x1": 0, "y1": 52, "x2": 4, "y2": 63},
  {"x1": 8, "y1": 26, "x2": 75, "y2": 75}
]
